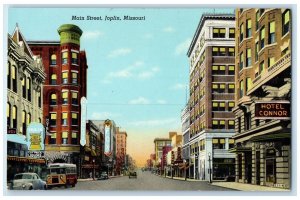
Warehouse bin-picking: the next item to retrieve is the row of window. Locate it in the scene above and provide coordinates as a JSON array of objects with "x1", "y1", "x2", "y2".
[
  {"x1": 51, "y1": 71, "x2": 78, "y2": 85},
  {"x1": 50, "y1": 51, "x2": 79, "y2": 65},
  {"x1": 50, "y1": 91, "x2": 79, "y2": 105},
  {"x1": 212, "y1": 65, "x2": 235, "y2": 75},
  {"x1": 213, "y1": 28, "x2": 235, "y2": 39},
  {"x1": 212, "y1": 46, "x2": 235, "y2": 57},
  {"x1": 212, "y1": 101, "x2": 235, "y2": 112},
  {"x1": 212, "y1": 120, "x2": 235, "y2": 129},
  {"x1": 48, "y1": 132, "x2": 78, "y2": 144},
  {"x1": 212, "y1": 138, "x2": 235, "y2": 149},
  {"x1": 212, "y1": 83, "x2": 235, "y2": 94},
  {"x1": 49, "y1": 112, "x2": 78, "y2": 126}
]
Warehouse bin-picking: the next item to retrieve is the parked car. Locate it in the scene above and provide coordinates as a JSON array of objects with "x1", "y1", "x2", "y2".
[
  {"x1": 129, "y1": 172, "x2": 137, "y2": 179},
  {"x1": 98, "y1": 172, "x2": 109, "y2": 180},
  {"x1": 224, "y1": 175, "x2": 236, "y2": 182},
  {"x1": 12, "y1": 173, "x2": 47, "y2": 190}
]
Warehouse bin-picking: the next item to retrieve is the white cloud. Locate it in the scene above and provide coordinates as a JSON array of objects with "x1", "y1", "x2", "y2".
[
  {"x1": 128, "y1": 118, "x2": 178, "y2": 127},
  {"x1": 108, "y1": 69, "x2": 133, "y2": 78},
  {"x1": 82, "y1": 30, "x2": 104, "y2": 39},
  {"x1": 163, "y1": 26, "x2": 175, "y2": 33},
  {"x1": 137, "y1": 67, "x2": 160, "y2": 79},
  {"x1": 157, "y1": 100, "x2": 167, "y2": 104},
  {"x1": 107, "y1": 48, "x2": 132, "y2": 58},
  {"x1": 129, "y1": 97, "x2": 150, "y2": 105},
  {"x1": 171, "y1": 83, "x2": 187, "y2": 90},
  {"x1": 91, "y1": 112, "x2": 121, "y2": 120},
  {"x1": 175, "y1": 38, "x2": 192, "y2": 55},
  {"x1": 143, "y1": 33, "x2": 153, "y2": 39}
]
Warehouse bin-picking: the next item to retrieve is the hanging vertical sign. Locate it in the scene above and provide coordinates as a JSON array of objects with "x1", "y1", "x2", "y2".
[
  {"x1": 104, "y1": 119, "x2": 112, "y2": 156},
  {"x1": 26, "y1": 122, "x2": 45, "y2": 151},
  {"x1": 80, "y1": 97, "x2": 87, "y2": 146}
]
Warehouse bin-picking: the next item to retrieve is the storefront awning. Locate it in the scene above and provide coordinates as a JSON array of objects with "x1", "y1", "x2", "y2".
[
  {"x1": 8, "y1": 156, "x2": 45, "y2": 164},
  {"x1": 228, "y1": 147, "x2": 252, "y2": 153},
  {"x1": 249, "y1": 132, "x2": 290, "y2": 142}
]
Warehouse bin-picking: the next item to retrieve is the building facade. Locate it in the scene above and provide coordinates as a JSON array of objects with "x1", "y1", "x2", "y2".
[
  {"x1": 116, "y1": 130, "x2": 127, "y2": 175},
  {"x1": 233, "y1": 9, "x2": 291, "y2": 189},
  {"x1": 187, "y1": 14, "x2": 236, "y2": 180},
  {"x1": 153, "y1": 138, "x2": 172, "y2": 169},
  {"x1": 181, "y1": 104, "x2": 191, "y2": 178},
  {"x1": 28, "y1": 24, "x2": 88, "y2": 168},
  {"x1": 7, "y1": 25, "x2": 46, "y2": 181}
]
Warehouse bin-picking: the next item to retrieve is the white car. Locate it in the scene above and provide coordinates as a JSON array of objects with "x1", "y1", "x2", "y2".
[{"x1": 12, "y1": 173, "x2": 47, "y2": 190}]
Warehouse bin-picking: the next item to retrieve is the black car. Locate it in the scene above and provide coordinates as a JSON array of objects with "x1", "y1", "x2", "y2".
[
  {"x1": 98, "y1": 172, "x2": 109, "y2": 180},
  {"x1": 129, "y1": 172, "x2": 137, "y2": 179}
]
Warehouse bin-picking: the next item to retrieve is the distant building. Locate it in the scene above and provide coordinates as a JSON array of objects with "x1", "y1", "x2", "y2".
[
  {"x1": 116, "y1": 129, "x2": 127, "y2": 175},
  {"x1": 181, "y1": 104, "x2": 190, "y2": 177},
  {"x1": 153, "y1": 138, "x2": 171, "y2": 167}
]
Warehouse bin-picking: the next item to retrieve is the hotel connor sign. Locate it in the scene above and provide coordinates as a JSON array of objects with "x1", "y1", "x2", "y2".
[{"x1": 255, "y1": 101, "x2": 290, "y2": 119}]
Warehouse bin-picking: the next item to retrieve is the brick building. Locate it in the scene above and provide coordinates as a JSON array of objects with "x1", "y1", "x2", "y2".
[
  {"x1": 233, "y1": 9, "x2": 291, "y2": 189},
  {"x1": 28, "y1": 24, "x2": 88, "y2": 166},
  {"x1": 187, "y1": 14, "x2": 236, "y2": 180},
  {"x1": 116, "y1": 130, "x2": 127, "y2": 175}
]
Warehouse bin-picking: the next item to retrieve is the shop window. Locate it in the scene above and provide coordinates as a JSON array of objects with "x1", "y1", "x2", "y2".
[
  {"x1": 12, "y1": 106, "x2": 17, "y2": 129},
  {"x1": 62, "y1": 91, "x2": 68, "y2": 104},
  {"x1": 246, "y1": 48, "x2": 252, "y2": 67},
  {"x1": 50, "y1": 113, "x2": 57, "y2": 126},
  {"x1": 246, "y1": 19, "x2": 252, "y2": 38},
  {"x1": 62, "y1": 132, "x2": 68, "y2": 144},
  {"x1": 62, "y1": 52, "x2": 68, "y2": 64},
  {"x1": 268, "y1": 57, "x2": 275, "y2": 68},
  {"x1": 50, "y1": 133, "x2": 56, "y2": 144},
  {"x1": 12, "y1": 66, "x2": 17, "y2": 93},
  {"x1": 228, "y1": 66, "x2": 235, "y2": 75},
  {"x1": 71, "y1": 52, "x2": 78, "y2": 64},
  {"x1": 212, "y1": 138, "x2": 225, "y2": 149},
  {"x1": 62, "y1": 72, "x2": 68, "y2": 84},
  {"x1": 50, "y1": 54, "x2": 57, "y2": 65},
  {"x1": 62, "y1": 113, "x2": 68, "y2": 126},
  {"x1": 22, "y1": 78, "x2": 26, "y2": 98},
  {"x1": 72, "y1": 72, "x2": 78, "y2": 84},
  {"x1": 50, "y1": 93, "x2": 57, "y2": 105},
  {"x1": 51, "y1": 74, "x2": 57, "y2": 85},
  {"x1": 240, "y1": 23, "x2": 244, "y2": 42},
  {"x1": 72, "y1": 132, "x2": 77, "y2": 144},
  {"x1": 72, "y1": 92, "x2": 78, "y2": 105},
  {"x1": 260, "y1": 26, "x2": 265, "y2": 49},
  {"x1": 27, "y1": 78, "x2": 31, "y2": 102},
  {"x1": 229, "y1": 47, "x2": 235, "y2": 56},
  {"x1": 268, "y1": 21, "x2": 276, "y2": 44},
  {"x1": 229, "y1": 28, "x2": 235, "y2": 38},
  {"x1": 228, "y1": 121, "x2": 235, "y2": 130},
  {"x1": 282, "y1": 10, "x2": 290, "y2": 36},
  {"x1": 213, "y1": 28, "x2": 226, "y2": 38},
  {"x1": 228, "y1": 102, "x2": 235, "y2": 111},
  {"x1": 72, "y1": 113, "x2": 78, "y2": 125},
  {"x1": 239, "y1": 52, "x2": 244, "y2": 70}
]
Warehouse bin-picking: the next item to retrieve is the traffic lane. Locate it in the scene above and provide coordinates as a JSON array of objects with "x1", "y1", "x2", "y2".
[{"x1": 68, "y1": 171, "x2": 235, "y2": 191}]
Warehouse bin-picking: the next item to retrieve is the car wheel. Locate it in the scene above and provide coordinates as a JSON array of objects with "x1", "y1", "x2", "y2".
[{"x1": 29, "y1": 186, "x2": 33, "y2": 190}]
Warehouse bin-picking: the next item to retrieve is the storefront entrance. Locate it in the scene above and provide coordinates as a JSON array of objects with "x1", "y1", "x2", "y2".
[
  {"x1": 265, "y1": 148, "x2": 276, "y2": 185},
  {"x1": 256, "y1": 151, "x2": 260, "y2": 185}
]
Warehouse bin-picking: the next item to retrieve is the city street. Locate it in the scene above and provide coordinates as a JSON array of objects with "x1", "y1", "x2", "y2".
[{"x1": 63, "y1": 170, "x2": 235, "y2": 191}]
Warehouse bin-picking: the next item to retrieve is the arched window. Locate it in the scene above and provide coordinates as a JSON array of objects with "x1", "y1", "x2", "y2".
[
  {"x1": 7, "y1": 103, "x2": 11, "y2": 127},
  {"x1": 50, "y1": 93, "x2": 57, "y2": 105},
  {"x1": 22, "y1": 77, "x2": 26, "y2": 98},
  {"x1": 38, "y1": 92, "x2": 42, "y2": 108},
  {"x1": 7, "y1": 63, "x2": 11, "y2": 89},
  {"x1": 27, "y1": 77, "x2": 31, "y2": 102},
  {"x1": 12, "y1": 106, "x2": 17, "y2": 129},
  {"x1": 50, "y1": 54, "x2": 57, "y2": 65},
  {"x1": 51, "y1": 74, "x2": 57, "y2": 85},
  {"x1": 12, "y1": 66, "x2": 17, "y2": 93},
  {"x1": 27, "y1": 113, "x2": 31, "y2": 125},
  {"x1": 22, "y1": 110, "x2": 26, "y2": 135}
]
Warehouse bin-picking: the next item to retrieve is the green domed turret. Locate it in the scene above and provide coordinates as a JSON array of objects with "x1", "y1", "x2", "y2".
[{"x1": 57, "y1": 24, "x2": 83, "y2": 45}]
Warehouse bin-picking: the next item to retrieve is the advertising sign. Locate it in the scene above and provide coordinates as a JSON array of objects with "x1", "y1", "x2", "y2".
[
  {"x1": 255, "y1": 101, "x2": 290, "y2": 119},
  {"x1": 80, "y1": 97, "x2": 87, "y2": 146},
  {"x1": 26, "y1": 122, "x2": 45, "y2": 151},
  {"x1": 104, "y1": 120, "x2": 111, "y2": 156}
]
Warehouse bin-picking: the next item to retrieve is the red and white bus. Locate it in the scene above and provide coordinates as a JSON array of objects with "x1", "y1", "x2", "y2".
[{"x1": 46, "y1": 163, "x2": 77, "y2": 189}]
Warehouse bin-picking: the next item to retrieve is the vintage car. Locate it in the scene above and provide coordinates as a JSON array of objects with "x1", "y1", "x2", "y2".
[
  {"x1": 128, "y1": 171, "x2": 137, "y2": 179},
  {"x1": 98, "y1": 172, "x2": 109, "y2": 180},
  {"x1": 12, "y1": 173, "x2": 47, "y2": 190}
]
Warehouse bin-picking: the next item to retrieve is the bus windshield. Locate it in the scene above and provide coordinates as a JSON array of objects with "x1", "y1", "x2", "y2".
[{"x1": 49, "y1": 168, "x2": 66, "y2": 174}]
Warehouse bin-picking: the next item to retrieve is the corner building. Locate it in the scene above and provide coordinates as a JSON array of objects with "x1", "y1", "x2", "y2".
[
  {"x1": 187, "y1": 14, "x2": 236, "y2": 180},
  {"x1": 233, "y1": 9, "x2": 291, "y2": 189},
  {"x1": 28, "y1": 24, "x2": 88, "y2": 166}
]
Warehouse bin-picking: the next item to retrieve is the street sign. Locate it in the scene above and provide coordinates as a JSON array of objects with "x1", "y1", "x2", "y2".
[
  {"x1": 26, "y1": 122, "x2": 45, "y2": 151},
  {"x1": 80, "y1": 97, "x2": 87, "y2": 146},
  {"x1": 28, "y1": 151, "x2": 45, "y2": 158}
]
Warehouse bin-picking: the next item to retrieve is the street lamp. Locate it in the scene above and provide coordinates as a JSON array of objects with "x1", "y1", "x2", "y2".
[
  {"x1": 183, "y1": 159, "x2": 187, "y2": 181},
  {"x1": 92, "y1": 158, "x2": 95, "y2": 180},
  {"x1": 208, "y1": 152, "x2": 212, "y2": 183}
]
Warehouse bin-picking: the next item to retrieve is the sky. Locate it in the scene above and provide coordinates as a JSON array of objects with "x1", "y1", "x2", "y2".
[{"x1": 8, "y1": 7, "x2": 234, "y2": 167}]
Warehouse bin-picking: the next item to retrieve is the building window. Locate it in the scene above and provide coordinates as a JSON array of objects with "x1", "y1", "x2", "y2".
[
  {"x1": 240, "y1": 23, "x2": 244, "y2": 42},
  {"x1": 228, "y1": 84, "x2": 235, "y2": 93},
  {"x1": 246, "y1": 19, "x2": 252, "y2": 38},
  {"x1": 228, "y1": 47, "x2": 235, "y2": 56},
  {"x1": 246, "y1": 48, "x2": 252, "y2": 67},
  {"x1": 213, "y1": 28, "x2": 226, "y2": 38},
  {"x1": 62, "y1": 113, "x2": 68, "y2": 126},
  {"x1": 212, "y1": 47, "x2": 226, "y2": 56},
  {"x1": 228, "y1": 120, "x2": 235, "y2": 130},
  {"x1": 256, "y1": 10, "x2": 260, "y2": 30},
  {"x1": 212, "y1": 65, "x2": 225, "y2": 75},
  {"x1": 7, "y1": 64, "x2": 11, "y2": 89},
  {"x1": 229, "y1": 139, "x2": 235, "y2": 149},
  {"x1": 246, "y1": 78, "x2": 252, "y2": 92},
  {"x1": 240, "y1": 80, "x2": 244, "y2": 98},
  {"x1": 212, "y1": 102, "x2": 225, "y2": 111},
  {"x1": 50, "y1": 54, "x2": 57, "y2": 65},
  {"x1": 229, "y1": 28, "x2": 235, "y2": 38},
  {"x1": 22, "y1": 78, "x2": 26, "y2": 98},
  {"x1": 282, "y1": 10, "x2": 290, "y2": 36},
  {"x1": 12, "y1": 66, "x2": 17, "y2": 93},
  {"x1": 260, "y1": 26, "x2": 265, "y2": 49},
  {"x1": 268, "y1": 57, "x2": 275, "y2": 68},
  {"x1": 256, "y1": 119, "x2": 260, "y2": 127},
  {"x1": 213, "y1": 138, "x2": 225, "y2": 149},
  {"x1": 71, "y1": 52, "x2": 78, "y2": 64},
  {"x1": 72, "y1": 72, "x2": 78, "y2": 84},
  {"x1": 245, "y1": 112, "x2": 251, "y2": 131},
  {"x1": 27, "y1": 113, "x2": 31, "y2": 125},
  {"x1": 12, "y1": 106, "x2": 17, "y2": 129},
  {"x1": 238, "y1": 117, "x2": 241, "y2": 133},
  {"x1": 50, "y1": 93, "x2": 57, "y2": 105},
  {"x1": 72, "y1": 132, "x2": 77, "y2": 144},
  {"x1": 51, "y1": 74, "x2": 57, "y2": 85},
  {"x1": 38, "y1": 92, "x2": 41, "y2": 108},
  {"x1": 259, "y1": 61, "x2": 265, "y2": 75},
  {"x1": 62, "y1": 72, "x2": 68, "y2": 84},
  {"x1": 255, "y1": 42, "x2": 259, "y2": 62},
  {"x1": 22, "y1": 110, "x2": 26, "y2": 135},
  {"x1": 62, "y1": 91, "x2": 68, "y2": 104},
  {"x1": 239, "y1": 52, "x2": 244, "y2": 70},
  {"x1": 228, "y1": 102, "x2": 235, "y2": 111},
  {"x1": 62, "y1": 132, "x2": 68, "y2": 144},
  {"x1": 228, "y1": 66, "x2": 235, "y2": 75},
  {"x1": 27, "y1": 78, "x2": 31, "y2": 102},
  {"x1": 50, "y1": 133, "x2": 56, "y2": 144},
  {"x1": 72, "y1": 113, "x2": 78, "y2": 125},
  {"x1": 269, "y1": 21, "x2": 275, "y2": 44},
  {"x1": 212, "y1": 120, "x2": 225, "y2": 129},
  {"x1": 7, "y1": 103, "x2": 11, "y2": 128},
  {"x1": 281, "y1": 47, "x2": 289, "y2": 56},
  {"x1": 212, "y1": 84, "x2": 225, "y2": 93},
  {"x1": 50, "y1": 113, "x2": 57, "y2": 126},
  {"x1": 62, "y1": 52, "x2": 68, "y2": 64},
  {"x1": 72, "y1": 92, "x2": 78, "y2": 105}
]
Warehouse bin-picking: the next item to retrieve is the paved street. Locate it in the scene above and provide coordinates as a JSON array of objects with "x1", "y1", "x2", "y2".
[{"x1": 62, "y1": 170, "x2": 235, "y2": 191}]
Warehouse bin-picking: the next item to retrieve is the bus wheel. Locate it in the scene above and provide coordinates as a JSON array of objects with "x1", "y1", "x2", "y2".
[
  {"x1": 64, "y1": 184, "x2": 68, "y2": 188},
  {"x1": 72, "y1": 184, "x2": 75, "y2": 187}
]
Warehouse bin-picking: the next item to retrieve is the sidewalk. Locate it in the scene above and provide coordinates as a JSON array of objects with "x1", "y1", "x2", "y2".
[
  {"x1": 211, "y1": 181, "x2": 290, "y2": 192},
  {"x1": 77, "y1": 175, "x2": 122, "y2": 182},
  {"x1": 157, "y1": 174, "x2": 204, "y2": 182}
]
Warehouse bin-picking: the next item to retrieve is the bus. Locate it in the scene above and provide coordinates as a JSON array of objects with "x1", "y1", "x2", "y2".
[{"x1": 46, "y1": 163, "x2": 77, "y2": 189}]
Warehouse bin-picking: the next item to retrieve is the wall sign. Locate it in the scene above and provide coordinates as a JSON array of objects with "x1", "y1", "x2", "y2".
[
  {"x1": 80, "y1": 97, "x2": 87, "y2": 146},
  {"x1": 255, "y1": 101, "x2": 290, "y2": 119},
  {"x1": 26, "y1": 122, "x2": 45, "y2": 151}
]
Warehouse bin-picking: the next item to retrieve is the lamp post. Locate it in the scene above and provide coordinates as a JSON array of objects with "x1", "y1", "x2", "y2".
[
  {"x1": 92, "y1": 158, "x2": 95, "y2": 180},
  {"x1": 208, "y1": 152, "x2": 212, "y2": 183},
  {"x1": 184, "y1": 159, "x2": 187, "y2": 181}
]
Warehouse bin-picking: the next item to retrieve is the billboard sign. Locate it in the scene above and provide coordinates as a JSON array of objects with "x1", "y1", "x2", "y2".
[
  {"x1": 26, "y1": 122, "x2": 45, "y2": 151},
  {"x1": 255, "y1": 101, "x2": 290, "y2": 119},
  {"x1": 104, "y1": 120, "x2": 111, "y2": 156},
  {"x1": 80, "y1": 97, "x2": 87, "y2": 146}
]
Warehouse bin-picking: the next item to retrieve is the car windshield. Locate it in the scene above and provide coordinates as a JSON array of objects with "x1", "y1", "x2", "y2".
[{"x1": 14, "y1": 174, "x2": 33, "y2": 180}]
